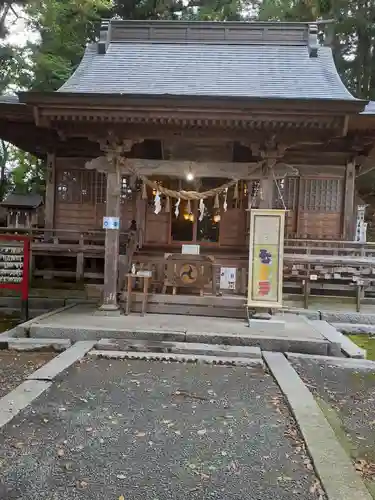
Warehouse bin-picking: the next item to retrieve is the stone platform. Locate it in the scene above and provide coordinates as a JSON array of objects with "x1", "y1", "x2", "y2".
[{"x1": 3, "y1": 303, "x2": 362, "y2": 357}]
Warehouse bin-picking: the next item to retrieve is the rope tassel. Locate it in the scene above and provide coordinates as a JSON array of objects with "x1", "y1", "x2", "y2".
[
  {"x1": 214, "y1": 194, "x2": 220, "y2": 209},
  {"x1": 199, "y1": 199, "x2": 205, "y2": 221},
  {"x1": 223, "y1": 187, "x2": 228, "y2": 212},
  {"x1": 154, "y1": 190, "x2": 161, "y2": 214},
  {"x1": 174, "y1": 198, "x2": 181, "y2": 218}
]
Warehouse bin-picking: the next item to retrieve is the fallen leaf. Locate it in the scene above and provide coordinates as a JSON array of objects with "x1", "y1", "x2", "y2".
[
  {"x1": 76, "y1": 480, "x2": 88, "y2": 489},
  {"x1": 277, "y1": 475, "x2": 292, "y2": 482},
  {"x1": 119, "y1": 496, "x2": 125, "y2": 500}
]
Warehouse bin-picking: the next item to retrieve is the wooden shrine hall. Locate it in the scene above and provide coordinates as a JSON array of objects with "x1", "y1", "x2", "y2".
[{"x1": 1, "y1": 19, "x2": 375, "y2": 313}]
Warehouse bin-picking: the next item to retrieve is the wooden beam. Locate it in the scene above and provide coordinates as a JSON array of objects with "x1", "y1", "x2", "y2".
[
  {"x1": 343, "y1": 161, "x2": 356, "y2": 239},
  {"x1": 54, "y1": 122, "x2": 342, "y2": 146},
  {"x1": 126, "y1": 158, "x2": 260, "y2": 178},
  {"x1": 87, "y1": 157, "x2": 304, "y2": 179}
]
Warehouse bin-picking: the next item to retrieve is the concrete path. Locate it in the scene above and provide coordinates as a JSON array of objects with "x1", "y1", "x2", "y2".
[
  {"x1": 0, "y1": 351, "x2": 55, "y2": 398},
  {"x1": 289, "y1": 354, "x2": 375, "y2": 498},
  {"x1": 31, "y1": 304, "x2": 321, "y2": 338},
  {"x1": 20, "y1": 304, "x2": 338, "y2": 356},
  {"x1": 265, "y1": 352, "x2": 373, "y2": 500},
  {"x1": 0, "y1": 357, "x2": 325, "y2": 500}
]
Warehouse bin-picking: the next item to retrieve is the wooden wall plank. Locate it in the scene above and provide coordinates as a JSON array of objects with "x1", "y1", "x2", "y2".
[{"x1": 219, "y1": 208, "x2": 246, "y2": 247}]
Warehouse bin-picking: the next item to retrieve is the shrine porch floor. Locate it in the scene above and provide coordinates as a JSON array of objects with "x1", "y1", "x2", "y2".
[{"x1": 6, "y1": 303, "x2": 361, "y2": 357}]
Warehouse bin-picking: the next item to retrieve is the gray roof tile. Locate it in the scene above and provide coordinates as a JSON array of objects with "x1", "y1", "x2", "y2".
[
  {"x1": 58, "y1": 22, "x2": 357, "y2": 101},
  {"x1": 0, "y1": 95, "x2": 19, "y2": 104},
  {"x1": 362, "y1": 101, "x2": 375, "y2": 114},
  {"x1": 1, "y1": 193, "x2": 43, "y2": 209}
]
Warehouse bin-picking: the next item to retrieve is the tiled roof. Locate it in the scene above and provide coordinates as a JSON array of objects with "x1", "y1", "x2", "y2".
[
  {"x1": 362, "y1": 101, "x2": 375, "y2": 114},
  {"x1": 0, "y1": 193, "x2": 43, "y2": 209},
  {"x1": 0, "y1": 95, "x2": 19, "y2": 104},
  {"x1": 58, "y1": 20, "x2": 357, "y2": 102}
]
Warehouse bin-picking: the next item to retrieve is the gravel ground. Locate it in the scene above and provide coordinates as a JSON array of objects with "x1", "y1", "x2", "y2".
[
  {"x1": 0, "y1": 350, "x2": 55, "y2": 398},
  {"x1": 0, "y1": 358, "x2": 325, "y2": 500},
  {"x1": 290, "y1": 356, "x2": 375, "y2": 492}
]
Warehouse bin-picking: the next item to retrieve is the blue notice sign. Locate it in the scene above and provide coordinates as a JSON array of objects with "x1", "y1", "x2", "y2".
[{"x1": 103, "y1": 216, "x2": 120, "y2": 230}]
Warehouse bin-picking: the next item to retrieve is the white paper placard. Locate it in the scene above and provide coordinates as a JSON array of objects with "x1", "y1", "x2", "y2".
[
  {"x1": 220, "y1": 267, "x2": 236, "y2": 290},
  {"x1": 181, "y1": 244, "x2": 200, "y2": 255}
]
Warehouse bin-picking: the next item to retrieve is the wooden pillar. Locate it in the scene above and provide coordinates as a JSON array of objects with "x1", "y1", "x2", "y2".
[
  {"x1": 259, "y1": 167, "x2": 274, "y2": 209},
  {"x1": 44, "y1": 153, "x2": 56, "y2": 235},
  {"x1": 100, "y1": 164, "x2": 121, "y2": 311},
  {"x1": 343, "y1": 161, "x2": 356, "y2": 240},
  {"x1": 136, "y1": 190, "x2": 146, "y2": 248}
]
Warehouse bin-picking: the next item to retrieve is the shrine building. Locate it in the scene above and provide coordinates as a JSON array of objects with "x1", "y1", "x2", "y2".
[{"x1": 1, "y1": 19, "x2": 375, "y2": 312}]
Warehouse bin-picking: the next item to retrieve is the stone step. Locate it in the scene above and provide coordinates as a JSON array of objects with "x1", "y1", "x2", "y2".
[
  {"x1": 1, "y1": 338, "x2": 71, "y2": 352},
  {"x1": 89, "y1": 349, "x2": 264, "y2": 367},
  {"x1": 95, "y1": 338, "x2": 261, "y2": 358}
]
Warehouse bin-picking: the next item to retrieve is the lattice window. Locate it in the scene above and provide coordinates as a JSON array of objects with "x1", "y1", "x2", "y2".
[
  {"x1": 94, "y1": 172, "x2": 106, "y2": 204},
  {"x1": 56, "y1": 169, "x2": 95, "y2": 204},
  {"x1": 81, "y1": 169, "x2": 94, "y2": 203},
  {"x1": 300, "y1": 179, "x2": 342, "y2": 212},
  {"x1": 273, "y1": 177, "x2": 298, "y2": 209}
]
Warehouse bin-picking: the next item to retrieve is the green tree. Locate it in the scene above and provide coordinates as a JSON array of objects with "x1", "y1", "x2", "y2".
[
  {"x1": 258, "y1": 0, "x2": 375, "y2": 100},
  {"x1": 27, "y1": 0, "x2": 249, "y2": 92},
  {"x1": 0, "y1": 1, "x2": 29, "y2": 38},
  {"x1": 26, "y1": 0, "x2": 112, "y2": 91},
  {"x1": 113, "y1": 0, "x2": 246, "y2": 21},
  {"x1": 8, "y1": 148, "x2": 44, "y2": 194},
  {"x1": 0, "y1": 140, "x2": 11, "y2": 200}
]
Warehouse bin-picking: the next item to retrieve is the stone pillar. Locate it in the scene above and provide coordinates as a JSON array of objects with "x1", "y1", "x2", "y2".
[
  {"x1": 343, "y1": 161, "x2": 356, "y2": 240},
  {"x1": 44, "y1": 153, "x2": 56, "y2": 239},
  {"x1": 100, "y1": 163, "x2": 121, "y2": 311}
]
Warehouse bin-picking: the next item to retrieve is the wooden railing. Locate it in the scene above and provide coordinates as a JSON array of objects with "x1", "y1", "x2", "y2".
[
  {"x1": 0, "y1": 227, "x2": 131, "y2": 247},
  {"x1": 1, "y1": 228, "x2": 374, "y2": 255},
  {"x1": 1, "y1": 229, "x2": 375, "y2": 309},
  {"x1": 284, "y1": 238, "x2": 375, "y2": 257}
]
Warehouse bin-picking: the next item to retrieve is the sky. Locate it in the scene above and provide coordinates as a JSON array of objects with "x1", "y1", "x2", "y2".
[{"x1": 6, "y1": 8, "x2": 39, "y2": 47}]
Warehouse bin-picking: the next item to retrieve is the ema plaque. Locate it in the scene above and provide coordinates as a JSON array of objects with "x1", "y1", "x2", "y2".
[{"x1": 0, "y1": 235, "x2": 31, "y2": 320}]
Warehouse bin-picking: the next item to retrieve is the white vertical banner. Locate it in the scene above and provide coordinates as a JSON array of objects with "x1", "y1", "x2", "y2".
[{"x1": 247, "y1": 209, "x2": 286, "y2": 309}]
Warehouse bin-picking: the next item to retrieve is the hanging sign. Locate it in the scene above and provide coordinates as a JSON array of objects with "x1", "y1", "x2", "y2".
[
  {"x1": 103, "y1": 216, "x2": 120, "y2": 230},
  {"x1": 220, "y1": 267, "x2": 236, "y2": 290},
  {"x1": 0, "y1": 235, "x2": 30, "y2": 320},
  {"x1": 247, "y1": 209, "x2": 285, "y2": 309}
]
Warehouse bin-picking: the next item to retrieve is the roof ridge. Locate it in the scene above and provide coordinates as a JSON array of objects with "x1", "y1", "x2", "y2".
[{"x1": 98, "y1": 18, "x2": 324, "y2": 54}]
